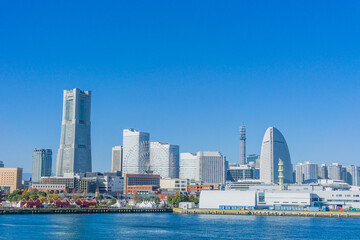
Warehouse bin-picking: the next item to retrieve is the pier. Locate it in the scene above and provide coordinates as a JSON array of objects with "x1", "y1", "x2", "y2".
[
  {"x1": 173, "y1": 208, "x2": 360, "y2": 218},
  {"x1": 0, "y1": 208, "x2": 172, "y2": 215}
]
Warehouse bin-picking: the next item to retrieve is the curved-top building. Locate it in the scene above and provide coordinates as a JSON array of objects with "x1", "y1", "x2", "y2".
[{"x1": 260, "y1": 127, "x2": 293, "y2": 184}]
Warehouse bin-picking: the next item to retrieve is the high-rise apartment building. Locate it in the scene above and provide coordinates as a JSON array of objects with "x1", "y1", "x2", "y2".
[
  {"x1": 346, "y1": 165, "x2": 360, "y2": 186},
  {"x1": 32, "y1": 149, "x2": 52, "y2": 183},
  {"x1": 112, "y1": 146, "x2": 123, "y2": 172},
  {"x1": 295, "y1": 162, "x2": 318, "y2": 184},
  {"x1": 179, "y1": 153, "x2": 197, "y2": 180},
  {"x1": 56, "y1": 88, "x2": 92, "y2": 177},
  {"x1": 260, "y1": 127, "x2": 293, "y2": 184},
  {"x1": 0, "y1": 168, "x2": 22, "y2": 192},
  {"x1": 150, "y1": 142, "x2": 179, "y2": 178},
  {"x1": 122, "y1": 129, "x2": 150, "y2": 175},
  {"x1": 318, "y1": 164, "x2": 328, "y2": 179},
  {"x1": 195, "y1": 151, "x2": 227, "y2": 184},
  {"x1": 240, "y1": 124, "x2": 246, "y2": 164},
  {"x1": 328, "y1": 163, "x2": 342, "y2": 181}
]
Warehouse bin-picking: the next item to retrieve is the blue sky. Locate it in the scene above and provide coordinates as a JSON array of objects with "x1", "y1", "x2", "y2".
[{"x1": 0, "y1": 1, "x2": 360, "y2": 173}]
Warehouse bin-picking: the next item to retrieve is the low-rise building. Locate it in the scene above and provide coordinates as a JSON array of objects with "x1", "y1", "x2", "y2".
[
  {"x1": 160, "y1": 178, "x2": 188, "y2": 192},
  {"x1": 126, "y1": 185, "x2": 158, "y2": 194},
  {"x1": 31, "y1": 184, "x2": 67, "y2": 193},
  {"x1": 199, "y1": 190, "x2": 257, "y2": 209},
  {"x1": 124, "y1": 174, "x2": 160, "y2": 194},
  {"x1": 187, "y1": 184, "x2": 214, "y2": 193}
]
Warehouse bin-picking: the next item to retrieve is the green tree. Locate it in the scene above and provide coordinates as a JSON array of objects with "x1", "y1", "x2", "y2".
[
  {"x1": 109, "y1": 198, "x2": 117, "y2": 205},
  {"x1": 153, "y1": 197, "x2": 160, "y2": 204}
]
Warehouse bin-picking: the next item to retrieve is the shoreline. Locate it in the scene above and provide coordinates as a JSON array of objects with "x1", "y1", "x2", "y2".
[
  {"x1": 0, "y1": 208, "x2": 172, "y2": 215},
  {"x1": 173, "y1": 208, "x2": 360, "y2": 218}
]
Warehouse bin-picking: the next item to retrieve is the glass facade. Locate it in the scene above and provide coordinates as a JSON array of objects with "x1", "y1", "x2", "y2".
[
  {"x1": 32, "y1": 149, "x2": 52, "y2": 183},
  {"x1": 56, "y1": 88, "x2": 92, "y2": 177}
]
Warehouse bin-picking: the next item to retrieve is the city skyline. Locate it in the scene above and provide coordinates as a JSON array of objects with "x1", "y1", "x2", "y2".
[{"x1": 1, "y1": 2, "x2": 360, "y2": 173}]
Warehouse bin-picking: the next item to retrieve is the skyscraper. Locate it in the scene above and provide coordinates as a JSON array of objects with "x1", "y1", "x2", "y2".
[
  {"x1": 150, "y1": 142, "x2": 179, "y2": 178},
  {"x1": 112, "y1": 146, "x2": 123, "y2": 172},
  {"x1": 0, "y1": 161, "x2": 3, "y2": 168},
  {"x1": 260, "y1": 127, "x2": 293, "y2": 184},
  {"x1": 346, "y1": 165, "x2": 360, "y2": 186},
  {"x1": 179, "y1": 153, "x2": 197, "y2": 180},
  {"x1": 56, "y1": 88, "x2": 92, "y2": 177},
  {"x1": 32, "y1": 149, "x2": 52, "y2": 183},
  {"x1": 240, "y1": 124, "x2": 246, "y2": 164},
  {"x1": 195, "y1": 151, "x2": 227, "y2": 184},
  {"x1": 122, "y1": 129, "x2": 150, "y2": 175}
]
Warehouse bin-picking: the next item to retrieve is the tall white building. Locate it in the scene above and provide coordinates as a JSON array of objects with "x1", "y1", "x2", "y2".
[
  {"x1": 295, "y1": 162, "x2": 318, "y2": 184},
  {"x1": 56, "y1": 88, "x2": 92, "y2": 177},
  {"x1": 346, "y1": 165, "x2": 360, "y2": 186},
  {"x1": 112, "y1": 146, "x2": 123, "y2": 172},
  {"x1": 328, "y1": 163, "x2": 342, "y2": 180},
  {"x1": 195, "y1": 151, "x2": 227, "y2": 184},
  {"x1": 150, "y1": 142, "x2": 179, "y2": 178},
  {"x1": 122, "y1": 129, "x2": 150, "y2": 175},
  {"x1": 260, "y1": 127, "x2": 293, "y2": 184},
  {"x1": 180, "y1": 153, "x2": 197, "y2": 180}
]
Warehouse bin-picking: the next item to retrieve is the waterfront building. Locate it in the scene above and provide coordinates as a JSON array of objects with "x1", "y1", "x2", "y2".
[
  {"x1": 240, "y1": 124, "x2": 246, "y2": 164},
  {"x1": 31, "y1": 184, "x2": 67, "y2": 193},
  {"x1": 199, "y1": 190, "x2": 257, "y2": 209},
  {"x1": 328, "y1": 163, "x2": 343, "y2": 181},
  {"x1": 195, "y1": 151, "x2": 227, "y2": 184},
  {"x1": 32, "y1": 149, "x2": 52, "y2": 184},
  {"x1": 260, "y1": 127, "x2": 293, "y2": 184},
  {"x1": 56, "y1": 88, "x2": 92, "y2": 177},
  {"x1": 126, "y1": 185, "x2": 158, "y2": 195},
  {"x1": 179, "y1": 153, "x2": 197, "y2": 180},
  {"x1": 346, "y1": 166, "x2": 360, "y2": 186},
  {"x1": 150, "y1": 142, "x2": 179, "y2": 178},
  {"x1": 123, "y1": 174, "x2": 160, "y2": 194},
  {"x1": 122, "y1": 129, "x2": 150, "y2": 175},
  {"x1": 295, "y1": 162, "x2": 318, "y2": 184},
  {"x1": 0, "y1": 161, "x2": 3, "y2": 168},
  {"x1": 112, "y1": 146, "x2": 123, "y2": 172},
  {"x1": 160, "y1": 178, "x2": 187, "y2": 192},
  {"x1": 318, "y1": 164, "x2": 328, "y2": 179},
  {"x1": 227, "y1": 164, "x2": 258, "y2": 182},
  {"x1": 40, "y1": 175, "x2": 97, "y2": 193},
  {"x1": 187, "y1": 184, "x2": 219, "y2": 193},
  {"x1": 0, "y1": 168, "x2": 22, "y2": 192}
]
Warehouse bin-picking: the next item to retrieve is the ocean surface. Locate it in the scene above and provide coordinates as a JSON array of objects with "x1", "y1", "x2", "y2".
[{"x1": 0, "y1": 213, "x2": 360, "y2": 239}]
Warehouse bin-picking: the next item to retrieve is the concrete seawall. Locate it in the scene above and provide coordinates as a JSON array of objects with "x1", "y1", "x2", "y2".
[
  {"x1": 0, "y1": 208, "x2": 172, "y2": 215},
  {"x1": 173, "y1": 208, "x2": 360, "y2": 218}
]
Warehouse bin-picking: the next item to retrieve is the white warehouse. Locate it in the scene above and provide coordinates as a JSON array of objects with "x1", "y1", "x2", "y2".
[{"x1": 199, "y1": 190, "x2": 257, "y2": 210}]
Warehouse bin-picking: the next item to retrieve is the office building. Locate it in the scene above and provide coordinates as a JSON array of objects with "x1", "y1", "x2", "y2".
[
  {"x1": 180, "y1": 153, "x2": 197, "y2": 180},
  {"x1": 56, "y1": 88, "x2": 92, "y2": 177},
  {"x1": 295, "y1": 162, "x2": 318, "y2": 184},
  {"x1": 32, "y1": 149, "x2": 52, "y2": 184},
  {"x1": 0, "y1": 161, "x2": 4, "y2": 168},
  {"x1": 0, "y1": 168, "x2": 23, "y2": 192},
  {"x1": 123, "y1": 173, "x2": 160, "y2": 194},
  {"x1": 318, "y1": 164, "x2": 328, "y2": 179},
  {"x1": 195, "y1": 151, "x2": 227, "y2": 184},
  {"x1": 240, "y1": 124, "x2": 246, "y2": 164},
  {"x1": 112, "y1": 146, "x2": 123, "y2": 172},
  {"x1": 150, "y1": 142, "x2": 179, "y2": 178},
  {"x1": 328, "y1": 163, "x2": 343, "y2": 181},
  {"x1": 247, "y1": 154, "x2": 259, "y2": 164},
  {"x1": 260, "y1": 127, "x2": 293, "y2": 184},
  {"x1": 122, "y1": 129, "x2": 150, "y2": 175}
]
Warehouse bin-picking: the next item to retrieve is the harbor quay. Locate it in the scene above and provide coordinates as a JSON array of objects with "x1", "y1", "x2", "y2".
[
  {"x1": 173, "y1": 208, "x2": 360, "y2": 218},
  {"x1": 0, "y1": 207, "x2": 172, "y2": 215}
]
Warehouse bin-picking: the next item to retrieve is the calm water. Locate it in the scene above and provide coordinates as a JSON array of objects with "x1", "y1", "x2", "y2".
[{"x1": 0, "y1": 213, "x2": 360, "y2": 239}]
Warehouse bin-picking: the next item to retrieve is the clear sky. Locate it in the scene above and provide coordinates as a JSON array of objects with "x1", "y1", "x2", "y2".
[{"x1": 0, "y1": 1, "x2": 360, "y2": 173}]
